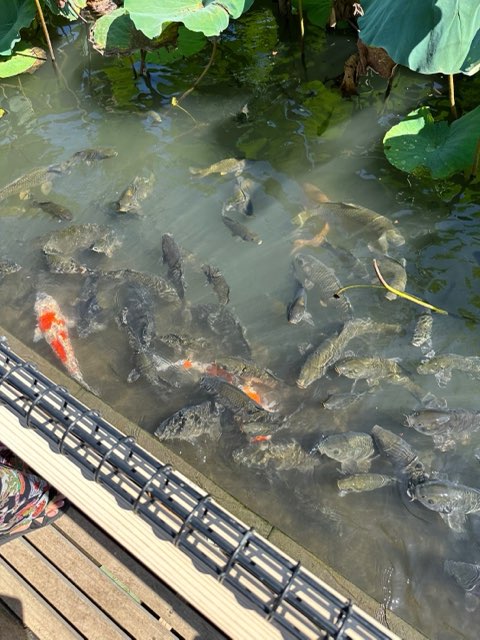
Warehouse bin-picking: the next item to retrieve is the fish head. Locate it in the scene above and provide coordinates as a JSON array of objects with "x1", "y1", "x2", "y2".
[
  {"x1": 335, "y1": 358, "x2": 365, "y2": 379},
  {"x1": 405, "y1": 410, "x2": 450, "y2": 434},
  {"x1": 386, "y1": 228, "x2": 406, "y2": 247},
  {"x1": 413, "y1": 481, "x2": 454, "y2": 513}
]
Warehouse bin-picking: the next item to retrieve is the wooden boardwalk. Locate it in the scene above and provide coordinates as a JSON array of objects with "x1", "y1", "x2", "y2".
[{"x1": 0, "y1": 506, "x2": 226, "y2": 640}]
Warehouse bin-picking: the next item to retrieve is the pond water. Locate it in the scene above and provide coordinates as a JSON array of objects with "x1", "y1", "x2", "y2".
[{"x1": 1, "y1": 6, "x2": 480, "y2": 639}]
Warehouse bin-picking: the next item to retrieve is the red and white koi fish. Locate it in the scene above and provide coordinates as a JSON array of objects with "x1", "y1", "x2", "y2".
[{"x1": 34, "y1": 292, "x2": 90, "y2": 389}]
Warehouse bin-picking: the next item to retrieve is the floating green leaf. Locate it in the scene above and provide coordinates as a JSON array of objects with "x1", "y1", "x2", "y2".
[
  {"x1": 144, "y1": 26, "x2": 207, "y2": 65},
  {"x1": 359, "y1": 0, "x2": 480, "y2": 75},
  {"x1": 0, "y1": 43, "x2": 46, "y2": 78},
  {"x1": 124, "y1": 0, "x2": 255, "y2": 39},
  {"x1": 383, "y1": 106, "x2": 480, "y2": 179},
  {"x1": 0, "y1": 0, "x2": 36, "y2": 56},
  {"x1": 91, "y1": 7, "x2": 179, "y2": 56}
]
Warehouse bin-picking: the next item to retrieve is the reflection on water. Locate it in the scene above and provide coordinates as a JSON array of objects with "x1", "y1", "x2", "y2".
[{"x1": 1, "y1": 10, "x2": 480, "y2": 639}]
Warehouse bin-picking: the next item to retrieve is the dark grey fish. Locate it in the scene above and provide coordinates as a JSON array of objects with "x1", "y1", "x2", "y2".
[
  {"x1": 337, "y1": 473, "x2": 397, "y2": 495},
  {"x1": 0, "y1": 259, "x2": 21, "y2": 277},
  {"x1": 287, "y1": 281, "x2": 313, "y2": 326},
  {"x1": 155, "y1": 401, "x2": 222, "y2": 445},
  {"x1": 371, "y1": 425, "x2": 425, "y2": 484},
  {"x1": 405, "y1": 408, "x2": 480, "y2": 451},
  {"x1": 117, "y1": 283, "x2": 155, "y2": 351},
  {"x1": 66, "y1": 147, "x2": 118, "y2": 166},
  {"x1": 200, "y1": 375, "x2": 265, "y2": 417},
  {"x1": 312, "y1": 432, "x2": 375, "y2": 474},
  {"x1": 116, "y1": 173, "x2": 154, "y2": 214},
  {"x1": 221, "y1": 214, "x2": 262, "y2": 244},
  {"x1": 322, "y1": 390, "x2": 370, "y2": 411},
  {"x1": 223, "y1": 176, "x2": 254, "y2": 216},
  {"x1": 0, "y1": 163, "x2": 65, "y2": 202},
  {"x1": 444, "y1": 561, "x2": 480, "y2": 611},
  {"x1": 127, "y1": 348, "x2": 187, "y2": 390},
  {"x1": 232, "y1": 440, "x2": 317, "y2": 472},
  {"x1": 191, "y1": 303, "x2": 251, "y2": 357},
  {"x1": 161, "y1": 233, "x2": 186, "y2": 300},
  {"x1": 45, "y1": 253, "x2": 89, "y2": 275},
  {"x1": 74, "y1": 274, "x2": 106, "y2": 339},
  {"x1": 417, "y1": 354, "x2": 480, "y2": 386},
  {"x1": 292, "y1": 252, "x2": 351, "y2": 317},
  {"x1": 101, "y1": 268, "x2": 179, "y2": 303},
  {"x1": 43, "y1": 223, "x2": 120, "y2": 258},
  {"x1": 413, "y1": 480, "x2": 480, "y2": 533},
  {"x1": 31, "y1": 200, "x2": 73, "y2": 221},
  {"x1": 202, "y1": 264, "x2": 230, "y2": 305},
  {"x1": 411, "y1": 312, "x2": 433, "y2": 348}
]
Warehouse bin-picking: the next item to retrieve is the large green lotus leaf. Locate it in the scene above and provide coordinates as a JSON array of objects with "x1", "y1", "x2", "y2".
[
  {"x1": 91, "y1": 7, "x2": 179, "y2": 55},
  {"x1": 0, "y1": 0, "x2": 36, "y2": 56},
  {"x1": 124, "y1": 0, "x2": 255, "y2": 38},
  {"x1": 359, "y1": 0, "x2": 480, "y2": 75},
  {"x1": 383, "y1": 106, "x2": 480, "y2": 179},
  {"x1": 144, "y1": 26, "x2": 207, "y2": 65},
  {"x1": 293, "y1": 0, "x2": 332, "y2": 27},
  {"x1": 0, "y1": 43, "x2": 46, "y2": 78},
  {"x1": 43, "y1": 0, "x2": 87, "y2": 21}
]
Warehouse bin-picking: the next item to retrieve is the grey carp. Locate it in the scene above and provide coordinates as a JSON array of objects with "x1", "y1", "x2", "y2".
[
  {"x1": 224, "y1": 175, "x2": 254, "y2": 216},
  {"x1": 116, "y1": 173, "x2": 154, "y2": 214},
  {"x1": 43, "y1": 223, "x2": 121, "y2": 258},
  {"x1": 117, "y1": 283, "x2": 156, "y2": 351},
  {"x1": 405, "y1": 409, "x2": 480, "y2": 451},
  {"x1": 313, "y1": 432, "x2": 375, "y2": 474},
  {"x1": 74, "y1": 274, "x2": 106, "y2": 339},
  {"x1": 189, "y1": 158, "x2": 246, "y2": 178},
  {"x1": 417, "y1": 354, "x2": 480, "y2": 386},
  {"x1": 45, "y1": 254, "x2": 89, "y2": 275},
  {"x1": 287, "y1": 280, "x2": 313, "y2": 326},
  {"x1": 411, "y1": 312, "x2": 433, "y2": 348},
  {"x1": 297, "y1": 318, "x2": 402, "y2": 388},
  {"x1": 0, "y1": 164, "x2": 65, "y2": 202},
  {"x1": 374, "y1": 256, "x2": 407, "y2": 301},
  {"x1": 0, "y1": 259, "x2": 21, "y2": 277},
  {"x1": 191, "y1": 303, "x2": 251, "y2": 357},
  {"x1": 371, "y1": 425, "x2": 425, "y2": 483},
  {"x1": 232, "y1": 440, "x2": 317, "y2": 472},
  {"x1": 101, "y1": 268, "x2": 179, "y2": 303},
  {"x1": 337, "y1": 473, "x2": 397, "y2": 495},
  {"x1": 162, "y1": 233, "x2": 186, "y2": 300},
  {"x1": 155, "y1": 401, "x2": 222, "y2": 445},
  {"x1": 200, "y1": 375, "x2": 266, "y2": 417},
  {"x1": 31, "y1": 200, "x2": 73, "y2": 221},
  {"x1": 221, "y1": 214, "x2": 261, "y2": 244},
  {"x1": 128, "y1": 348, "x2": 187, "y2": 390},
  {"x1": 65, "y1": 147, "x2": 117, "y2": 166},
  {"x1": 412, "y1": 480, "x2": 480, "y2": 533},
  {"x1": 202, "y1": 264, "x2": 230, "y2": 305}
]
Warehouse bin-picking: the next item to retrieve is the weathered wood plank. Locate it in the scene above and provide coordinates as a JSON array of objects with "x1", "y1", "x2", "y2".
[
  {"x1": 0, "y1": 555, "x2": 82, "y2": 640},
  {"x1": 54, "y1": 509, "x2": 226, "y2": 640},
  {"x1": 26, "y1": 525, "x2": 176, "y2": 640},
  {"x1": 0, "y1": 539, "x2": 130, "y2": 640}
]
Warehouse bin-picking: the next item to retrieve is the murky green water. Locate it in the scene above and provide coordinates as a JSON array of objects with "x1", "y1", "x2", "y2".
[{"x1": 1, "y1": 6, "x2": 480, "y2": 639}]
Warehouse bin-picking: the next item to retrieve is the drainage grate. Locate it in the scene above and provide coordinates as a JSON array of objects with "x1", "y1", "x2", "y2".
[{"x1": 0, "y1": 336, "x2": 398, "y2": 640}]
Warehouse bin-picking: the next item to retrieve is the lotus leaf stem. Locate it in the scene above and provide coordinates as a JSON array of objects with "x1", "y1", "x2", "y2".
[{"x1": 33, "y1": 0, "x2": 56, "y2": 64}]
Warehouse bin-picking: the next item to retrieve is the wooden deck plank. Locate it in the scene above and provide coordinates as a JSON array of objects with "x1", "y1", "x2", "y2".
[
  {"x1": 0, "y1": 539, "x2": 130, "y2": 640},
  {"x1": 25, "y1": 525, "x2": 176, "y2": 640},
  {"x1": 54, "y1": 509, "x2": 226, "y2": 640},
  {"x1": 0, "y1": 556, "x2": 81, "y2": 640}
]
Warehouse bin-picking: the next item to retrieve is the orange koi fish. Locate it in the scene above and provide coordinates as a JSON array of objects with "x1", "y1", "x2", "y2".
[
  {"x1": 291, "y1": 222, "x2": 330, "y2": 254},
  {"x1": 34, "y1": 292, "x2": 87, "y2": 387}
]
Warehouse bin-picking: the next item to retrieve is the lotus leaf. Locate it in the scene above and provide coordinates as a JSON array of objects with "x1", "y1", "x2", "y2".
[
  {"x1": 124, "y1": 0, "x2": 255, "y2": 39},
  {"x1": 294, "y1": 0, "x2": 332, "y2": 28},
  {"x1": 0, "y1": 44, "x2": 46, "y2": 78},
  {"x1": 358, "y1": 0, "x2": 480, "y2": 75},
  {"x1": 43, "y1": 0, "x2": 87, "y2": 21},
  {"x1": 0, "y1": 0, "x2": 36, "y2": 56},
  {"x1": 91, "y1": 7, "x2": 179, "y2": 56},
  {"x1": 383, "y1": 106, "x2": 480, "y2": 179}
]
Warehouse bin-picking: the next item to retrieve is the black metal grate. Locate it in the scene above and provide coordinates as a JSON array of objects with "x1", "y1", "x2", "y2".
[{"x1": 0, "y1": 336, "x2": 397, "y2": 640}]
